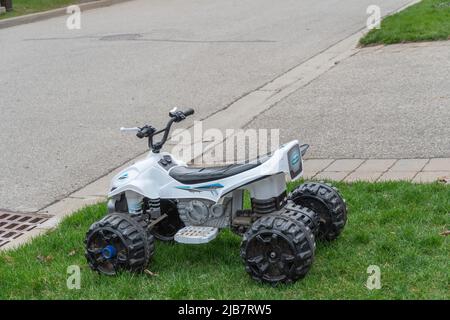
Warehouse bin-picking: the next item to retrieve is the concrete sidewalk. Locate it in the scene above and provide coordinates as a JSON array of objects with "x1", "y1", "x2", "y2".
[{"x1": 247, "y1": 41, "x2": 450, "y2": 159}]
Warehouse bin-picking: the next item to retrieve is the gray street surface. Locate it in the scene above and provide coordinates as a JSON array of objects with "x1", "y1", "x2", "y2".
[
  {"x1": 1, "y1": 0, "x2": 413, "y2": 212},
  {"x1": 247, "y1": 41, "x2": 450, "y2": 159}
]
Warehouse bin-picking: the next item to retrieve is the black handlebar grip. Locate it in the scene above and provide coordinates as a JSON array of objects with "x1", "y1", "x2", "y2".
[
  {"x1": 183, "y1": 108, "x2": 194, "y2": 116},
  {"x1": 136, "y1": 131, "x2": 145, "y2": 139}
]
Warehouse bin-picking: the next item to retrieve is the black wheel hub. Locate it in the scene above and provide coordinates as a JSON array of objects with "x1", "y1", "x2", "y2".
[
  {"x1": 86, "y1": 228, "x2": 128, "y2": 275},
  {"x1": 245, "y1": 231, "x2": 296, "y2": 282}
]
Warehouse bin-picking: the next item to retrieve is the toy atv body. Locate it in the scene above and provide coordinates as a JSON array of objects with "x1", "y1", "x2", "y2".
[{"x1": 85, "y1": 108, "x2": 347, "y2": 284}]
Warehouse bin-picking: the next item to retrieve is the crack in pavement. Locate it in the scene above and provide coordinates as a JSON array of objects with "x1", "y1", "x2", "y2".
[{"x1": 24, "y1": 34, "x2": 277, "y2": 43}]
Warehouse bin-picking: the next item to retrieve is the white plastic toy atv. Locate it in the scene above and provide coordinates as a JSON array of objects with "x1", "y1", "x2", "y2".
[{"x1": 85, "y1": 108, "x2": 347, "y2": 285}]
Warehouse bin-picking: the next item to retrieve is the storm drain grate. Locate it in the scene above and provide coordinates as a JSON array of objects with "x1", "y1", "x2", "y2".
[{"x1": 0, "y1": 211, "x2": 50, "y2": 248}]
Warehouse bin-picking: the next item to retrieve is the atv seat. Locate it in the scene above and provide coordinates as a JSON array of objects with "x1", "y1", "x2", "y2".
[{"x1": 169, "y1": 162, "x2": 261, "y2": 184}]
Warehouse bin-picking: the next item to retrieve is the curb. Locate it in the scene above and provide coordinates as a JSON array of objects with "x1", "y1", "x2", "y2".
[{"x1": 0, "y1": 0, "x2": 132, "y2": 29}]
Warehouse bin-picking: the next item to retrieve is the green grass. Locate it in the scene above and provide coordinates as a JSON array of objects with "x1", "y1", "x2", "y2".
[
  {"x1": 0, "y1": 0, "x2": 78, "y2": 19},
  {"x1": 0, "y1": 181, "x2": 449, "y2": 299},
  {"x1": 360, "y1": 0, "x2": 450, "y2": 46}
]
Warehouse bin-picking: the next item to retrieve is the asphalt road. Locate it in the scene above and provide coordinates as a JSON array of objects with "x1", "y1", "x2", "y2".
[{"x1": 0, "y1": 0, "x2": 413, "y2": 212}]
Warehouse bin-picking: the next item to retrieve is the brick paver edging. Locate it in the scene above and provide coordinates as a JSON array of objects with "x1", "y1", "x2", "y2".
[{"x1": 304, "y1": 158, "x2": 450, "y2": 183}]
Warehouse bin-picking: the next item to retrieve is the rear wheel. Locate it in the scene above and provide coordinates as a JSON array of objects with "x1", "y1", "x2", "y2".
[
  {"x1": 283, "y1": 204, "x2": 320, "y2": 237},
  {"x1": 85, "y1": 213, "x2": 154, "y2": 275},
  {"x1": 290, "y1": 182, "x2": 347, "y2": 241},
  {"x1": 240, "y1": 215, "x2": 315, "y2": 285}
]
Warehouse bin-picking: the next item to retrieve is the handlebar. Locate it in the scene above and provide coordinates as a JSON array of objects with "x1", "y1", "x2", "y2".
[
  {"x1": 120, "y1": 127, "x2": 140, "y2": 132},
  {"x1": 183, "y1": 108, "x2": 194, "y2": 116},
  {"x1": 120, "y1": 108, "x2": 195, "y2": 153},
  {"x1": 169, "y1": 108, "x2": 195, "y2": 122}
]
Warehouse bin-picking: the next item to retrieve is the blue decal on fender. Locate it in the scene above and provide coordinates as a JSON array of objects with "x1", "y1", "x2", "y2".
[
  {"x1": 118, "y1": 173, "x2": 128, "y2": 180},
  {"x1": 176, "y1": 183, "x2": 224, "y2": 193}
]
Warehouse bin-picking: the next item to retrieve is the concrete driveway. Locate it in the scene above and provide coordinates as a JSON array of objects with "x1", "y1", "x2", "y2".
[
  {"x1": 247, "y1": 41, "x2": 450, "y2": 159},
  {"x1": 0, "y1": 0, "x2": 413, "y2": 212}
]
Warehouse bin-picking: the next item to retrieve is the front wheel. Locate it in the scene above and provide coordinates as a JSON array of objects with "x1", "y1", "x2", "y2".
[{"x1": 85, "y1": 213, "x2": 154, "y2": 275}]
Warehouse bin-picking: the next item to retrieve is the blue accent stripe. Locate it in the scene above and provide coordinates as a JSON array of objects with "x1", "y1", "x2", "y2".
[
  {"x1": 175, "y1": 183, "x2": 224, "y2": 191},
  {"x1": 197, "y1": 183, "x2": 224, "y2": 189}
]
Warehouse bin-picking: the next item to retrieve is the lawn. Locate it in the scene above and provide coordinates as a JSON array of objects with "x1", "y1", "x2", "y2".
[
  {"x1": 0, "y1": 181, "x2": 448, "y2": 299},
  {"x1": 0, "y1": 0, "x2": 78, "y2": 19},
  {"x1": 360, "y1": 0, "x2": 450, "y2": 45}
]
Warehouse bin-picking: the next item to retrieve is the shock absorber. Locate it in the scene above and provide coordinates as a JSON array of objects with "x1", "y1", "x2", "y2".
[
  {"x1": 251, "y1": 191, "x2": 288, "y2": 214},
  {"x1": 125, "y1": 191, "x2": 144, "y2": 214},
  {"x1": 147, "y1": 198, "x2": 161, "y2": 219}
]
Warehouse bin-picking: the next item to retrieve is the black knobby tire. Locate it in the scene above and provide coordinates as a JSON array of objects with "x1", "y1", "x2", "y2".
[
  {"x1": 290, "y1": 182, "x2": 347, "y2": 241},
  {"x1": 150, "y1": 200, "x2": 184, "y2": 242},
  {"x1": 85, "y1": 212, "x2": 154, "y2": 275},
  {"x1": 240, "y1": 215, "x2": 315, "y2": 285},
  {"x1": 282, "y1": 204, "x2": 320, "y2": 237}
]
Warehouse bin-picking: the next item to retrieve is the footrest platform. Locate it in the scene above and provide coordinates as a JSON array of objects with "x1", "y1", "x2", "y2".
[{"x1": 174, "y1": 226, "x2": 218, "y2": 244}]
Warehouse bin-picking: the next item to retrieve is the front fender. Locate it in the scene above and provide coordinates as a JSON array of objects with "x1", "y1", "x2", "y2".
[
  {"x1": 107, "y1": 156, "x2": 170, "y2": 199},
  {"x1": 108, "y1": 178, "x2": 160, "y2": 199}
]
